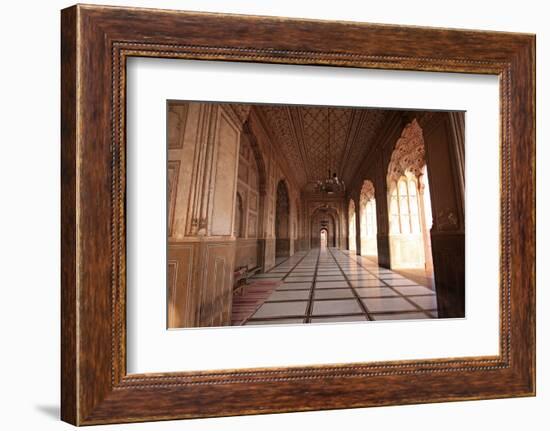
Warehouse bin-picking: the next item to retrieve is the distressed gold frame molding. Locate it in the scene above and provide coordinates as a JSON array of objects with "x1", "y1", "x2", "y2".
[{"x1": 61, "y1": 4, "x2": 535, "y2": 425}]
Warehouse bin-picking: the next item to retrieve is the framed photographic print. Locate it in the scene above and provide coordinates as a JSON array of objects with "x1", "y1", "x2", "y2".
[{"x1": 61, "y1": 4, "x2": 536, "y2": 425}]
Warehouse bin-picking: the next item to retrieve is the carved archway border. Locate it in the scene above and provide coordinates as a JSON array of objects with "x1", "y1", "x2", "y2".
[
  {"x1": 360, "y1": 179, "x2": 376, "y2": 207},
  {"x1": 387, "y1": 118, "x2": 426, "y2": 184}
]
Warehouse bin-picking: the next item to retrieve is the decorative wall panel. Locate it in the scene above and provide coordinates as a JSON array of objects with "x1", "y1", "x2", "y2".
[
  {"x1": 211, "y1": 112, "x2": 240, "y2": 236},
  {"x1": 199, "y1": 242, "x2": 236, "y2": 326},
  {"x1": 166, "y1": 243, "x2": 197, "y2": 328}
]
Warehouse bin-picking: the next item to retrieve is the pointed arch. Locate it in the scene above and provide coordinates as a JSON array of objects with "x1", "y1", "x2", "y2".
[
  {"x1": 239, "y1": 120, "x2": 270, "y2": 269},
  {"x1": 320, "y1": 228, "x2": 328, "y2": 249},
  {"x1": 359, "y1": 179, "x2": 378, "y2": 258},
  {"x1": 386, "y1": 119, "x2": 433, "y2": 270},
  {"x1": 310, "y1": 206, "x2": 339, "y2": 248}
]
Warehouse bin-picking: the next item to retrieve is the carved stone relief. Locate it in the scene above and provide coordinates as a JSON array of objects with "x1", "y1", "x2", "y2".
[
  {"x1": 359, "y1": 179, "x2": 375, "y2": 206},
  {"x1": 435, "y1": 208, "x2": 459, "y2": 231},
  {"x1": 256, "y1": 105, "x2": 390, "y2": 188},
  {"x1": 387, "y1": 119, "x2": 426, "y2": 184}
]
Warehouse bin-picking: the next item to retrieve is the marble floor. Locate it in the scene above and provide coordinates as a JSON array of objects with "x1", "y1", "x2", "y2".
[{"x1": 244, "y1": 247, "x2": 438, "y2": 325}]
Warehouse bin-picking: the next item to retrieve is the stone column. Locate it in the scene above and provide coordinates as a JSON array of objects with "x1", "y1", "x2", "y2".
[
  {"x1": 375, "y1": 174, "x2": 391, "y2": 269},
  {"x1": 418, "y1": 177, "x2": 434, "y2": 272},
  {"x1": 355, "y1": 199, "x2": 362, "y2": 256},
  {"x1": 423, "y1": 113, "x2": 465, "y2": 318}
]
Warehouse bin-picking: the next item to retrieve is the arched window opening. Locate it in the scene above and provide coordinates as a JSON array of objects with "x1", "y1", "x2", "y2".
[
  {"x1": 386, "y1": 119, "x2": 433, "y2": 270},
  {"x1": 366, "y1": 200, "x2": 377, "y2": 236},
  {"x1": 320, "y1": 228, "x2": 328, "y2": 249},
  {"x1": 389, "y1": 173, "x2": 421, "y2": 235},
  {"x1": 234, "y1": 125, "x2": 266, "y2": 271},
  {"x1": 311, "y1": 207, "x2": 338, "y2": 249},
  {"x1": 359, "y1": 180, "x2": 378, "y2": 259}
]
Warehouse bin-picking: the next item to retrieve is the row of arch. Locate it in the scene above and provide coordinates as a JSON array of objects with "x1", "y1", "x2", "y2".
[
  {"x1": 232, "y1": 120, "x2": 302, "y2": 270},
  {"x1": 233, "y1": 172, "x2": 297, "y2": 258},
  {"x1": 230, "y1": 112, "x2": 463, "y2": 317},
  {"x1": 347, "y1": 119, "x2": 434, "y2": 270},
  {"x1": 233, "y1": 117, "x2": 437, "y2": 272},
  {"x1": 348, "y1": 179, "x2": 378, "y2": 255}
]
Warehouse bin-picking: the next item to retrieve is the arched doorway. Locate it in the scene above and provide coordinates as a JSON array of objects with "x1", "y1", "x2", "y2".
[
  {"x1": 275, "y1": 180, "x2": 290, "y2": 258},
  {"x1": 320, "y1": 228, "x2": 328, "y2": 249},
  {"x1": 348, "y1": 199, "x2": 357, "y2": 253},
  {"x1": 387, "y1": 119, "x2": 433, "y2": 270},
  {"x1": 240, "y1": 121, "x2": 268, "y2": 270},
  {"x1": 310, "y1": 206, "x2": 339, "y2": 248},
  {"x1": 359, "y1": 180, "x2": 378, "y2": 260}
]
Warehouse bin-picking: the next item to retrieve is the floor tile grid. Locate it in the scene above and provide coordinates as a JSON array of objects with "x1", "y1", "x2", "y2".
[
  {"x1": 337, "y1": 246, "x2": 437, "y2": 317},
  {"x1": 268, "y1": 252, "x2": 308, "y2": 275},
  {"x1": 309, "y1": 249, "x2": 369, "y2": 321},
  {"x1": 326, "y1": 247, "x2": 374, "y2": 321},
  {"x1": 333, "y1": 249, "x2": 437, "y2": 318},
  {"x1": 269, "y1": 250, "x2": 401, "y2": 321},
  {"x1": 246, "y1": 248, "x2": 438, "y2": 324},
  {"x1": 312, "y1": 250, "x2": 368, "y2": 322},
  {"x1": 281, "y1": 251, "x2": 308, "y2": 266},
  {"x1": 240, "y1": 251, "x2": 311, "y2": 325},
  {"x1": 277, "y1": 252, "x2": 310, "y2": 283},
  {"x1": 354, "y1": 254, "x2": 438, "y2": 317},
  {"x1": 248, "y1": 249, "x2": 367, "y2": 323},
  {"x1": 303, "y1": 248, "x2": 321, "y2": 323}
]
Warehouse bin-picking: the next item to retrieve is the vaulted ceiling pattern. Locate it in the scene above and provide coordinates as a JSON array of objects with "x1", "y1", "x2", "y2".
[{"x1": 255, "y1": 105, "x2": 389, "y2": 189}]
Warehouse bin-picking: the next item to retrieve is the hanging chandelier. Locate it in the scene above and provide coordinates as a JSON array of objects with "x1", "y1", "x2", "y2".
[
  {"x1": 314, "y1": 108, "x2": 345, "y2": 194},
  {"x1": 315, "y1": 170, "x2": 345, "y2": 194}
]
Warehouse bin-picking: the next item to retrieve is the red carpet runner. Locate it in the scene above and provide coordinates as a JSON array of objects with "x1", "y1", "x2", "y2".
[{"x1": 231, "y1": 280, "x2": 281, "y2": 325}]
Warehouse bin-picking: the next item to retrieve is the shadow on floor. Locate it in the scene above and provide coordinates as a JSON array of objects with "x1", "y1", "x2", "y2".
[{"x1": 35, "y1": 404, "x2": 59, "y2": 420}]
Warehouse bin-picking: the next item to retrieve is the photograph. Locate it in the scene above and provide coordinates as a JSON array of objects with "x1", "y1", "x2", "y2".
[{"x1": 166, "y1": 101, "x2": 466, "y2": 328}]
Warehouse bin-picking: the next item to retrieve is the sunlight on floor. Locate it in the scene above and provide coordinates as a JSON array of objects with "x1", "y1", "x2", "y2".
[{"x1": 237, "y1": 247, "x2": 438, "y2": 326}]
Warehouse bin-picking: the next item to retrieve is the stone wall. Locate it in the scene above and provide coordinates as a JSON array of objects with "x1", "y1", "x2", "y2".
[{"x1": 166, "y1": 102, "x2": 303, "y2": 328}]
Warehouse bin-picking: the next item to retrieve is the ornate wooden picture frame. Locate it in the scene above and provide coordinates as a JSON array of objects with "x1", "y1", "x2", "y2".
[{"x1": 61, "y1": 4, "x2": 535, "y2": 425}]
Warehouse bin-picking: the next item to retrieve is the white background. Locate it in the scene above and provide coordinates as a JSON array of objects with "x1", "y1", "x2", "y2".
[
  {"x1": 127, "y1": 59, "x2": 500, "y2": 373},
  {"x1": 0, "y1": 0, "x2": 547, "y2": 430}
]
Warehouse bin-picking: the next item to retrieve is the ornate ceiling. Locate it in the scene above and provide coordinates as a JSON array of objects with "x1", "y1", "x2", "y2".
[{"x1": 255, "y1": 105, "x2": 389, "y2": 189}]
